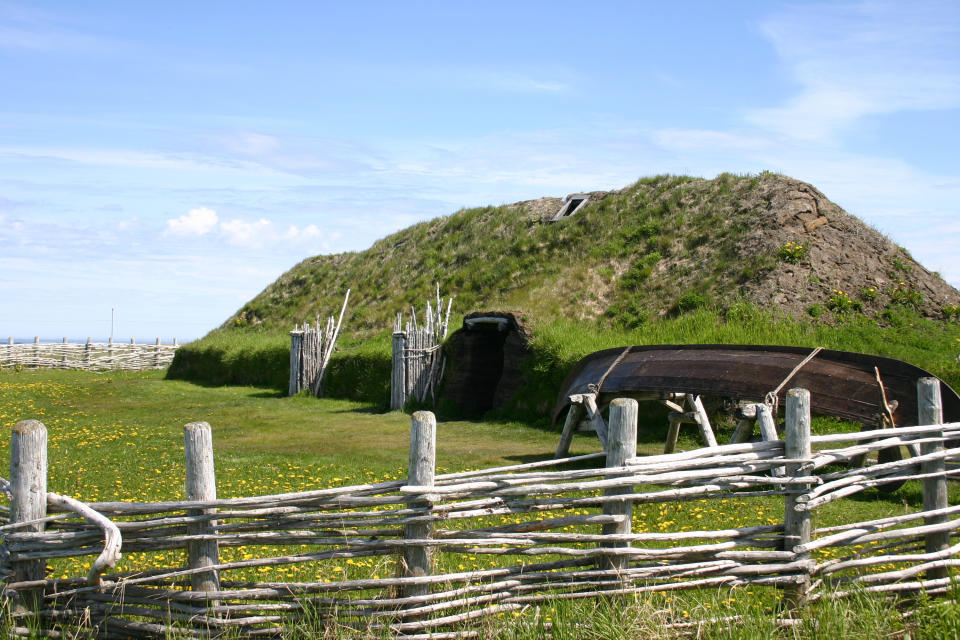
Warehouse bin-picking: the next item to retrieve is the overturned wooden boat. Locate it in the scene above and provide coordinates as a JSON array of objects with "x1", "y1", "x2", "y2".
[{"x1": 553, "y1": 344, "x2": 960, "y2": 431}]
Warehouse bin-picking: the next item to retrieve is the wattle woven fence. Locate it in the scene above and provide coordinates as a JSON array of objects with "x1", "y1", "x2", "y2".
[
  {"x1": 0, "y1": 380, "x2": 957, "y2": 638},
  {"x1": 1, "y1": 338, "x2": 179, "y2": 372}
]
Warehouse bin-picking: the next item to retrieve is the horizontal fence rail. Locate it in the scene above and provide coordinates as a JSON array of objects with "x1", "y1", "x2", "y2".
[
  {"x1": 1, "y1": 338, "x2": 179, "y2": 372},
  {"x1": 0, "y1": 381, "x2": 957, "y2": 638}
]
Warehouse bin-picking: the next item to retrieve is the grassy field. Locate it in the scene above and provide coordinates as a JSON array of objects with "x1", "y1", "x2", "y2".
[{"x1": 2, "y1": 368, "x2": 960, "y2": 637}]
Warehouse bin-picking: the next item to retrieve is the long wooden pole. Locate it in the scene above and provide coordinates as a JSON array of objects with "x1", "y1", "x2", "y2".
[
  {"x1": 184, "y1": 422, "x2": 220, "y2": 595},
  {"x1": 783, "y1": 388, "x2": 811, "y2": 608},
  {"x1": 313, "y1": 288, "x2": 350, "y2": 397},
  {"x1": 288, "y1": 330, "x2": 301, "y2": 396},
  {"x1": 404, "y1": 411, "x2": 436, "y2": 601},
  {"x1": 391, "y1": 331, "x2": 407, "y2": 410},
  {"x1": 10, "y1": 419, "x2": 48, "y2": 613},
  {"x1": 918, "y1": 377, "x2": 948, "y2": 582},
  {"x1": 601, "y1": 398, "x2": 637, "y2": 577}
]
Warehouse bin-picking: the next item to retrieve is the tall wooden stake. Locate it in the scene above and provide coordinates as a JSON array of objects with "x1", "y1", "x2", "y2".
[
  {"x1": 10, "y1": 420, "x2": 48, "y2": 612},
  {"x1": 602, "y1": 398, "x2": 637, "y2": 577},
  {"x1": 918, "y1": 377, "x2": 948, "y2": 582},
  {"x1": 403, "y1": 411, "x2": 436, "y2": 601},
  {"x1": 184, "y1": 421, "x2": 220, "y2": 595},
  {"x1": 783, "y1": 388, "x2": 811, "y2": 608}
]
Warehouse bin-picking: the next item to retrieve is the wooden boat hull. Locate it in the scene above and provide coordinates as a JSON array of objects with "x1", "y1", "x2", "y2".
[{"x1": 552, "y1": 344, "x2": 960, "y2": 428}]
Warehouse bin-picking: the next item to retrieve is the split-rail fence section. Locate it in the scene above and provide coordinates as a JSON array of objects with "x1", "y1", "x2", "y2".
[{"x1": 0, "y1": 380, "x2": 957, "y2": 638}]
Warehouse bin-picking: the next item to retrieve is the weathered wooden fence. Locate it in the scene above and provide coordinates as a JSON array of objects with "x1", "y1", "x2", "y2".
[
  {"x1": 1, "y1": 338, "x2": 179, "y2": 372},
  {"x1": 288, "y1": 291, "x2": 351, "y2": 397},
  {"x1": 1, "y1": 381, "x2": 958, "y2": 638},
  {"x1": 390, "y1": 293, "x2": 452, "y2": 410}
]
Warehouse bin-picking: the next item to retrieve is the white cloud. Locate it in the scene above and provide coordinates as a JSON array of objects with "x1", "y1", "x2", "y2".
[
  {"x1": 0, "y1": 145, "x2": 297, "y2": 179},
  {"x1": 283, "y1": 224, "x2": 322, "y2": 240},
  {"x1": 749, "y1": 1, "x2": 960, "y2": 142},
  {"x1": 161, "y1": 207, "x2": 331, "y2": 250},
  {"x1": 652, "y1": 129, "x2": 772, "y2": 153},
  {"x1": 221, "y1": 131, "x2": 282, "y2": 156},
  {"x1": 219, "y1": 217, "x2": 272, "y2": 247},
  {"x1": 165, "y1": 207, "x2": 219, "y2": 236}
]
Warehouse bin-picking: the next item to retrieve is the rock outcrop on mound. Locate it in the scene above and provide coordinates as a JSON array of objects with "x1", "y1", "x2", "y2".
[{"x1": 732, "y1": 177, "x2": 956, "y2": 320}]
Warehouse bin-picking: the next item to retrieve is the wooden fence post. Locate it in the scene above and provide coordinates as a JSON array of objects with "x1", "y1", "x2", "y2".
[
  {"x1": 85, "y1": 337, "x2": 92, "y2": 368},
  {"x1": 10, "y1": 420, "x2": 48, "y2": 611},
  {"x1": 602, "y1": 398, "x2": 637, "y2": 577},
  {"x1": 108, "y1": 337, "x2": 114, "y2": 369},
  {"x1": 783, "y1": 388, "x2": 812, "y2": 608},
  {"x1": 184, "y1": 422, "x2": 220, "y2": 595},
  {"x1": 403, "y1": 411, "x2": 436, "y2": 600},
  {"x1": 289, "y1": 328, "x2": 303, "y2": 396},
  {"x1": 918, "y1": 377, "x2": 948, "y2": 582},
  {"x1": 61, "y1": 337, "x2": 67, "y2": 368},
  {"x1": 155, "y1": 337, "x2": 161, "y2": 369},
  {"x1": 391, "y1": 331, "x2": 407, "y2": 410}
]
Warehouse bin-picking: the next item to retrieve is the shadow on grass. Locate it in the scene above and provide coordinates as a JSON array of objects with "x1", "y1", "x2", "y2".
[
  {"x1": 248, "y1": 390, "x2": 286, "y2": 399},
  {"x1": 326, "y1": 404, "x2": 388, "y2": 415},
  {"x1": 842, "y1": 483, "x2": 924, "y2": 508}
]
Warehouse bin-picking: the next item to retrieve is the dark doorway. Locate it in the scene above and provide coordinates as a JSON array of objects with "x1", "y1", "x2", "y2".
[{"x1": 441, "y1": 312, "x2": 530, "y2": 418}]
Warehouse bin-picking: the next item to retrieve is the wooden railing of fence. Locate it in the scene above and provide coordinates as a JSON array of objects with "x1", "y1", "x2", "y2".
[
  {"x1": 1, "y1": 337, "x2": 179, "y2": 372},
  {"x1": 1, "y1": 381, "x2": 958, "y2": 638}
]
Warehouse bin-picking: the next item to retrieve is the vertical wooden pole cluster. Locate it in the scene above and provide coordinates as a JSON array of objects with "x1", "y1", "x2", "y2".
[
  {"x1": 390, "y1": 295, "x2": 451, "y2": 410},
  {"x1": 403, "y1": 411, "x2": 436, "y2": 600},
  {"x1": 288, "y1": 324, "x2": 322, "y2": 396},
  {"x1": 10, "y1": 420, "x2": 48, "y2": 586},
  {"x1": 918, "y1": 377, "x2": 949, "y2": 581},
  {"x1": 783, "y1": 388, "x2": 812, "y2": 608},
  {"x1": 184, "y1": 422, "x2": 220, "y2": 595},
  {"x1": 288, "y1": 290, "x2": 351, "y2": 397},
  {"x1": 601, "y1": 399, "x2": 638, "y2": 577}
]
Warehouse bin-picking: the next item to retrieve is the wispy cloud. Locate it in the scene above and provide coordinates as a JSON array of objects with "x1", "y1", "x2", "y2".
[
  {"x1": 163, "y1": 207, "x2": 332, "y2": 250},
  {"x1": 0, "y1": 145, "x2": 295, "y2": 177},
  {"x1": 652, "y1": 129, "x2": 772, "y2": 153},
  {"x1": 0, "y1": 4, "x2": 122, "y2": 53},
  {"x1": 748, "y1": 1, "x2": 960, "y2": 142},
  {"x1": 165, "y1": 207, "x2": 219, "y2": 236},
  {"x1": 219, "y1": 219, "x2": 329, "y2": 249},
  {"x1": 465, "y1": 70, "x2": 569, "y2": 93}
]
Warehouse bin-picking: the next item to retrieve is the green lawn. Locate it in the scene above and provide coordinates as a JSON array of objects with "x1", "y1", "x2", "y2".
[{"x1": 2, "y1": 368, "x2": 959, "y2": 638}]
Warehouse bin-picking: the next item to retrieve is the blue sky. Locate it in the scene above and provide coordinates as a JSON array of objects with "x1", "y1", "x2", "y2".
[{"x1": 1, "y1": 1, "x2": 958, "y2": 341}]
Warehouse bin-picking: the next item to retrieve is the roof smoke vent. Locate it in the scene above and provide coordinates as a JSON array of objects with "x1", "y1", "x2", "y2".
[{"x1": 551, "y1": 194, "x2": 589, "y2": 221}]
